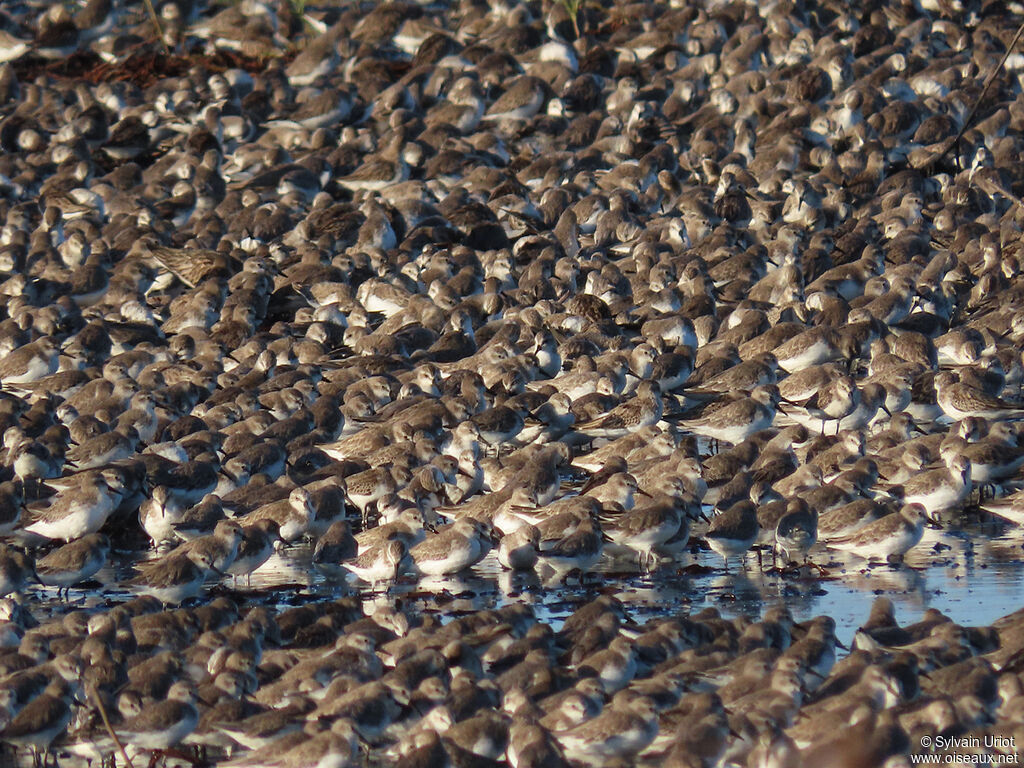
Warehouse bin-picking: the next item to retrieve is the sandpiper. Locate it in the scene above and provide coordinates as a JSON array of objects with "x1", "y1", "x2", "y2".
[
  {"x1": 226, "y1": 720, "x2": 357, "y2": 768},
  {"x1": 65, "y1": 426, "x2": 139, "y2": 470},
  {"x1": 897, "y1": 446, "x2": 971, "y2": 520},
  {"x1": 0, "y1": 29, "x2": 30, "y2": 63},
  {"x1": 410, "y1": 519, "x2": 492, "y2": 577},
  {"x1": 35, "y1": 533, "x2": 110, "y2": 597},
  {"x1": 574, "y1": 380, "x2": 664, "y2": 440},
  {"x1": 603, "y1": 492, "x2": 685, "y2": 570},
  {"x1": 959, "y1": 423, "x2": 1024, "y2": 484},
  {"x1": 0, "y1": 480, "x2": 24, "y2": 536},
  {"x1": 0, "y1": 678, "x2": 74, "y2": 764},
  {"x1": 775, "y1": 505, "x2": 819, "y2": 566},
  {"x1": 239, "y1": 487, "x2": 315, "y2": 542},
  {"x1": 773, "y1": 328, "x2": 841, "y2": 374},
  {"x1": 827, "y1": 504, "x2": 931, "y2": 562},
  {"x1": 139, "y1": 486, "x2": 186, "y2": 547},
  {"x1": 817, "y1": 499, "x2": 890, "y2": 541},
  {"x1": 779, "y1": 375, "x2": 860, "y2": 435},
  {"x1": 175, "y1": 519, "x2": 245, "y2": 574},
  {"x1": 117, "y1": 680, "x2": 199, "y2": 752},
  {"x1": 536, "y1": 514, "x2": 603, "y2": 582},
  {"x1": 147, "y1": 243, "x2": 233, "y2": 288},
  {"x1": 0, "y1": 337, "x2": 62, "y2": 387},
  {"x1": 127, "y1": 549, "x2": 220, "y2": 604},
  {"x1": 312, "y1": 520, "x2": 358, "y2": 569},
  {"x1": 583, "y1": 472, "x2": 643, "y2": 510},
  {"x1": 556, "y1": 694, "x2": 659, "y2": 764},
  {"x1": 497, "y1": 524, "x2": 540, "y2": 570},
  {"x1": 705, "y1": 501, "x2": 760, "y2": 571},
  {"x1": 216, "y1": 694, "x2": 312, "y2": 750},
  {"x1": 171, "y1": 493, "x2": 228, "y2": 541},
  {"x1": 343, "y1": 466, "x2": 399, "y2": 522},
  {"x1": 21, "y1": 473, "x2": 122, "y2": 542},
  {"x1": 355, "y1": 507, "x2": 427, "y2": 553},
  {"x1": 933, "y1": 371, "x2": 1024, "y2": 421},
  {"x1": 679, "y1": 385, "x2": 779, "y2": 447},
  {"x1": 0, "y1": 544, "x2": 35, "y2": 597},
  {"x1": 343, "y1": 537, "x2": 411, "y2": 585},
  {"x1": 226, "y1": 519, "x2": 281, "y2": 585}
]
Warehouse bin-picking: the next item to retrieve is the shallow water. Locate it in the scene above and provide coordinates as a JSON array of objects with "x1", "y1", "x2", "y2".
[{"x1": 31, "y1": 515, "x2": 1024, "y2": 648}]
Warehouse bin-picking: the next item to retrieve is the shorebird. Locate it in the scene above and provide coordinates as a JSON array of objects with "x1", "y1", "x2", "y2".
[
  {"x1": 312, "y1": 520, "x2": 358, "y2": 569},
  {"x1": 602, "y1": 492, "x2": 686, "y2": 570},
  {"x1": 343, "y1": 537, "x2": 411, "y2": 585},
  {"x1": 0, "y1": 29, "x2": 30, "y2": 63},
  {"x1": 410, "y1": 519, "x2": 492, "y2": 577},
  {"x1": 127, "y1": 549, "x2": 220, "y2": 604},
  {"x1": 775, "y1": 505, "x2": 819, "y2": 567},
  {"x1": 117, "y1": 680, "x2": 199, "y2": 752},
  {"x1": 343, "y1": 466, "x2": 398, "y2": 523},
  {"x1": 355, "y1": 507, "x2": 426, "y2": 553},
  {"x1": 555, "y1": 694, "x2": 659, "y2": 764},
  {"x1": 497, "y1": 524, "x2": 540, "y2": 570},
  {"x1": 772, "y1": 328, "x2": 842, "y2": 374},
  {"x1": 817, "y1": 499, "x2": 890, "y2": 541},
  {"x1": 229, "y1": 721, "x2": 358, "y2": 768},
  {"x1": 0, "y1": 337, "x2": 62, "y2": 387},
  {"x1": 170, "y1": 493, "x2": 228, "y2": 541},
  {"x1": 8, "y1": 436, "x2": 63, "y2": 491},
  {"x1": 174, "y1": 519, "x2": 244, "y2": 574},
  {"x1": 574, "y1": 380, "x2": 664, "y2": 440},
  {"x1": 0, "y1": 544, "x2": 35, "y2": 597},
  {"x1": 779, "y1": 375, "x2": 861, "y2": 435},
  {"x1": 238, "y1": 487, "x2": 315, "y2": 542},
  {"x1": 21, "y1": 473, "x2": 122, "y2": 543},
  {"x1": 536, "y1": 513, "x2": 603, "y2": 583},
  {"x1": 960, "y1": 423, "x2": 1024, "y2": 484},
  {"x1": 827, "y1": 504, "x2": 932, "y2": 562},
  {"x1": 146, "y1": 242, "x2": 233, "y2": 288},
  {"x1": 215, "y1": 694, "x2": 312, "y2": 750},
  {"x1": 933, "y1": 371, "x2": 1024, "y2": 421},
  {"x1": 0, "y1": 678, "x2": 75, "y2": 765},
  {"x1": 226, "y1": 519, "x2": 281, "y2": 585},
  {"x1": 0, "y1": 480, "x2": 24, "y2": 536},
  {"x1": 34, "y1": 533, "x2": 110, "y2": 597},
  {"x1": 679, "y1": 385, "x2": 779, "y2": 448},
  {"x1": 140, "y1": 486, "x2": 187, "y2": 548},
  {"x1": 897, "y1": 446, "x2": 972, "y2": 520},
  {"x1": 705, "y1": 501, "x2": 760, "y2": 571}
]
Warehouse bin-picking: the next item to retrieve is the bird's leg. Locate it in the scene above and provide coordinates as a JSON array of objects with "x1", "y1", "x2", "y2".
[
  {"x1": 807, "y1": 557, "x2": 829, "y2": 577},
  {"x1": 161, "y1": 747, "x2": 202, "y2": 766}
]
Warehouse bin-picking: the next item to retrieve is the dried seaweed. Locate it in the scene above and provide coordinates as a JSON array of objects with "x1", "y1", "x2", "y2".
[{"x1": 13, "y1": 43, "x2": 288, "y2": 89}]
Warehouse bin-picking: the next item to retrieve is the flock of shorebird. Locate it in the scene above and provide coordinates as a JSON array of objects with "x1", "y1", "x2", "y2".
[{"x1": 1, "y1": 0, "x2": 1024, "y2": 764}]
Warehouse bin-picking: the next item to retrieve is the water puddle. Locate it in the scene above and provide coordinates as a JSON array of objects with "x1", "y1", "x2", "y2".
[{"x1": 28, "y1": 517, "x2": 1024, "y2": 649}]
